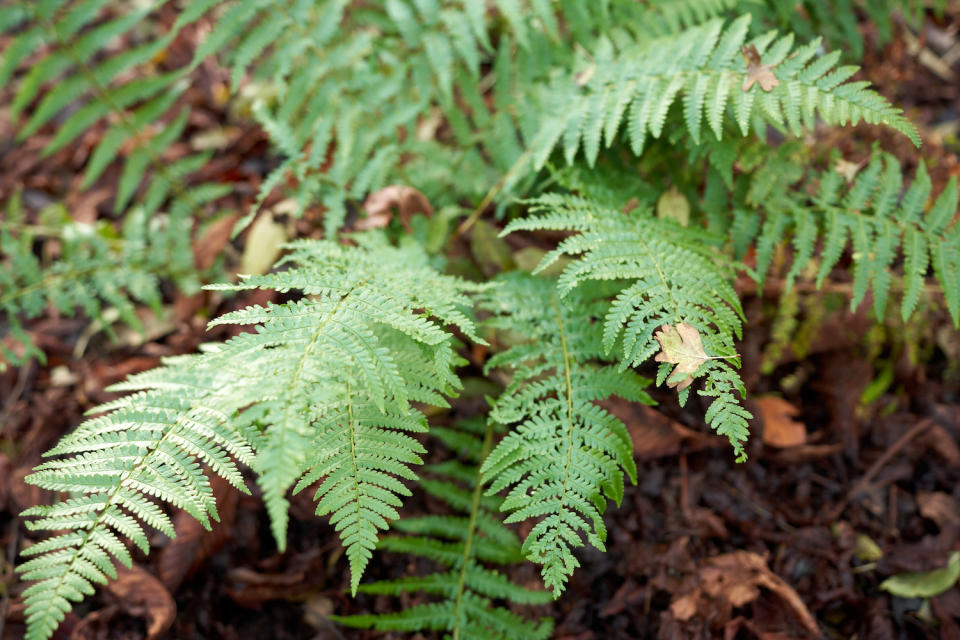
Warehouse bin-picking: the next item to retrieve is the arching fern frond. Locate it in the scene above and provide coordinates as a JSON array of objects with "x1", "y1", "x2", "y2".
[
  {"x1": 17, "y1": 235, "x2": 483, "y2": 639},
  {"x1": 503, "y1": 195, "x2": 751, "y2": 460},
  {"x1": 748, "y1": 153, "x2": 960, "y2": 324},
  {"x1": 529, "y1": 14, "x2": 919, "y2": 170},
  {"x1": 478, "y1": 273, "x2": 654, "y2": 594},
  {"x1": 334, "y1": 418, "x2": 554, "y2": 639}
]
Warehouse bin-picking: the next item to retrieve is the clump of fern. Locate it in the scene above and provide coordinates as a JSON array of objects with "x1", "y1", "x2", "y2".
[
  {"x1": 6, "y1": 2, "x2": 959, "y2": 639},
  {"x1": 335, "y1": 417, "x2": 554, "y2": 639},
  {"x1": 0, "y1": 195, "x2": 205, "y2": 368},
  {"x1": 743, "y1": 152, "x2": 959, "y2": 324}
]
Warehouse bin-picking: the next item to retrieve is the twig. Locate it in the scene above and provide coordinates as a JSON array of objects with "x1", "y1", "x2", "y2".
[
  {"x1": 827, "y1": 418, "x2": 932, "y2": 522},
  {"x1": 454, "y1": 148, "x2": 532, "y2": 238}
]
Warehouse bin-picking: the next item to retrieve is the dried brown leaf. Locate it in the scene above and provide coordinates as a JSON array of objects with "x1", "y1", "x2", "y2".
[
  {"x1": 357, "y1": 185, "x2": 433, "y2": 232},
  {"x1": 194, "y1": 213, "x2": 239, "y2": 271},
  {"x1": 671, "y1": 551, "x2": 819, "y2": 636},
  {"x1": 755, "y1": 396, "x2": 807, "y2": 448},
  {"x1": 105, "y1": 565, "x2": 176, "y2": 639},
  {"x1": 157, "y1": 475, "x2": 240, "y2": 591},
  {"x1": 741, "y1": 44, "x2": 780, "y2": 92},
  {"x1": 654, "y1": 322, "x2": 736, "y2": 390},
  {"x1": 605, "y1": 401, "x2": 721, "y2": 459}
]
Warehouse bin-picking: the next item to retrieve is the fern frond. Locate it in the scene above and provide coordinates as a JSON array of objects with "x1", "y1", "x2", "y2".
[
  {"x1": 750, "y1": 153, "x2": 960, "y2": 324},
  {"x1": 478, "y1": 273, "x2": 653, "y2": 594},
  {"x1": 334, "y1": 419, "x2": 554, "y2": 640},
  {"x1": 0, "y1": 202, "x2": 204, "y2": 368},
  {"x1": 503, "y1": 195, "x2": 750, "y2": 460},
  {"x1": 17, "y1": 236, "x2": 482, "y2": 639},
  {"x1": 530, "y1": 15, "x2": 919, "y2": 169},
  {"x1": 3, "y1": 1, "x2": 227, "y2": 212}
]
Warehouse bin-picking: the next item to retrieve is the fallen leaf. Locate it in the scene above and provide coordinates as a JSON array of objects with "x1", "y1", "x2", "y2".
[
  {"x1": 605, "y1": 401, "x2": 721, "y2": 459},
  {"x1": 656, "y1": 186, "x2": 690, "y2": 226},
  {"x1": 194, "y1": 213, "x2": 239, "y2": 271},
  {"x1": 834, "y1": 158, "x2": 864, "y2": 182},
  {"x1": 917, "y1": 491, "x2": 960, "y2": 533},
  {"x1": 654, "y1": 322, "x2": 733, "y2": 390},
  {"x1": 356, "y1": 185, "x2": 433, "y2": 232},
  {"x1": 741, "y1": 44, "x2": 780, "y2": 92},
  {"x1": 755, "y1": 395, "x2": 807, "y2": 448},
  {"x1": 918, "y1": 424, "x2": 960, "y2": 466},
  {"x1": 303, "y1": 593, "x2": 335, "y2": 629},
  {"x1": 190, "y1": 125, "x2": 242, "y2": 151},
  {"x1": 105, "y1": 565, "x2": 176, "y2": 639},
  {"x1": 881, "y1": 551, "x2": 960, "y2": 599},
  {"x1": 671, "y1": 551, "x2": 819, "y2": 636},
  {"x1": 225, "y1": 549, "x2": 325, "y2": 607},
  {"x1": 241, "y1": 213, "x2": 286, "y2": 276},
  {"x1": 157, "y1": 475, "x2": 240, "y2": 591},
  {"x1": 854, "y1": 533, "x2": 884, "y2": 563}
]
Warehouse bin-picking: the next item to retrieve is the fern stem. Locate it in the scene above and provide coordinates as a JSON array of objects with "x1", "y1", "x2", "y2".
[
  {"x1": 451, "y1": 419, "x2": 495, "y2": 640},
  {"x1": 548, "y1": 293, "x2": 577, "y2": 570},
  {"x1": 455, "y1": 148, "x2": 532, "y2": 237}
]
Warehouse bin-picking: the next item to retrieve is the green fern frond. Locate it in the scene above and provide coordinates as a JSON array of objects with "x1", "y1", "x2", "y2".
[
  {"x1": 3, "y1": 0, "x2": 226, "y2": 210},
  {"x1": 334, "y1": 418, "x2": 554, "y2": 640},
  {"x1": 503, "y1": 195, "x2": 750, "y2": 460},
  {"x1": 17, "y1": 236, "x2": 482, "y2": 639},
  {"x1": 749, "y1": 153, "x2": 960, "y2": 325},
  {"x1": 478, "y1": 273, "x2": 653, "y2": 594},
  {"x1": 530, "y1": 14, "x2": 919, "y2": 170},
  {"x1": 0, "y1": 200, "x2": 206, "y2": 369},
  {"x1": 17, "y1": 351, "x2": 255, "y2": 640}
]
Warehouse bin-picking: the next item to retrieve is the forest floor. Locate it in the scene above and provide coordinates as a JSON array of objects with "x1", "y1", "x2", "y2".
[{"x1": 2, "y1": 8, "x2": 960, "y2": 640}]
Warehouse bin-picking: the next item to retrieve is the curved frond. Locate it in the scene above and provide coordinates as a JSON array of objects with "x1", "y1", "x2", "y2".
[{"x1": 17, "y1": 238, "x2": 482, "y2": 639}]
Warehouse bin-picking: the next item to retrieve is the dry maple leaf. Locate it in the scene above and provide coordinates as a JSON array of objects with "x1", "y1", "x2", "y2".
[
  {"x1": 654, "y1": 322, "x2": 738, "y2": 391},
  {"x1": 741, "y1": 43, "x2": 780, "y2": 92}
]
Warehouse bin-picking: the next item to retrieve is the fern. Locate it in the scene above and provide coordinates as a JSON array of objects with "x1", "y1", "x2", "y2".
[
  {"x1": 16, "y1": 236, "x2": 483, "y2": 639},
  {"x1": 8, "y1": 3, "x2": 959, "y2": 639},
  {"x1": 478, "y1": 273, "x2": 654, "y2": 594},
  {"x1": 2, "y1": 0, "x2": 226, "y2": 209},
  {"x1": 746, "y1": 153, "x2": 960, "y2": 324},
  {"x1": 502, "y1": 196, "x2": 751, "y2": 460},
  {"x1": 0, "y1": 1, "x2": 237, "y2": 366},
  {"x1": 0, "y1": 196, "x2": 210, "y2": 368},
  {"x1": 334, "y1": 418, "x2": 554, "y2": 640},
  {"x1": 529, "y1": 14, "x2": 919, "y2": 171}
]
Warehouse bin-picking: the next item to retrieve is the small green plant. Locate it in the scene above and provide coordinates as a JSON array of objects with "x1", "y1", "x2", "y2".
[{"x1": 2, "y1": 2, "x2": 957, "y2": 638}]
